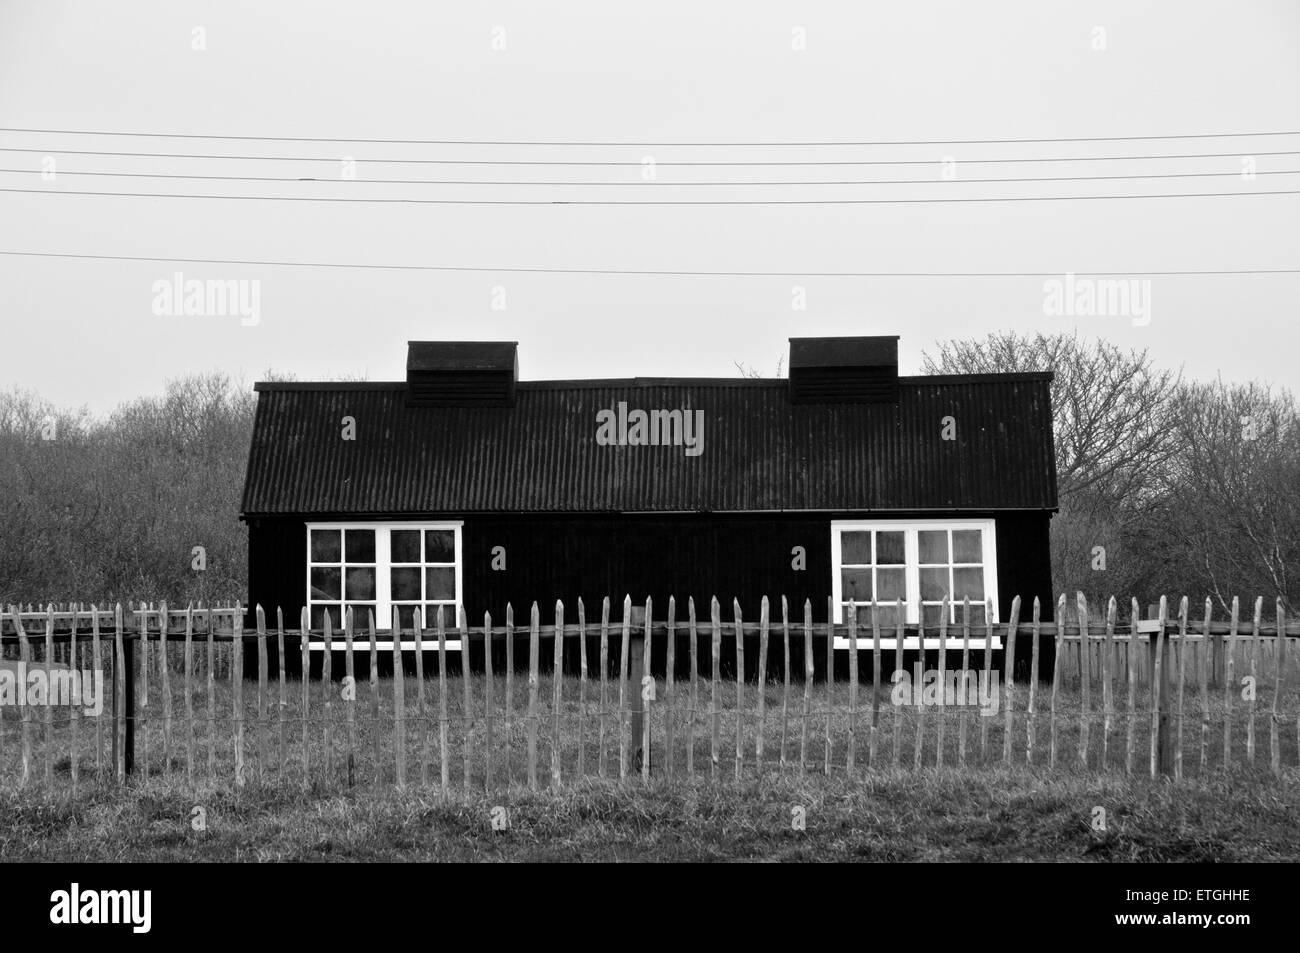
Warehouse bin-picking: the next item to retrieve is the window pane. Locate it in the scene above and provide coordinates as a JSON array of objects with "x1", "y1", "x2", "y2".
[
  {"x1": 345, "y1": 566, "x2": 376, "y2": 600},
  {"x1": 918, "y1": 530, "x2": 949, "y2": 564},
  {"x1": 875, "y1": 567, "x2": 906, "y2": 601},
  {"x1": 425, "y1": 604, "x2": 454, "y2": 629},
  {"x1": 391, "y1": 567, "x2": 421, "y2": 601},
  {"x1": 952, "y1": 567, "x2": 985, "y2": 601},
  {"x1": 840, "y1": 568, "x2": 871, "y2": 603},
  {"x1": 426, "y1": 567, "x2": 456, "y2": 600},
  {"x1": 346, "y1": 603, "x2": 376, "y2": 628},
  {"x1": 919, "y1": 567, "x2": 950, "y2": 601},
  {"x1": 425, "y1": 530, "x2": 455, "y2": 563},
  {"x1": 345, "y1": 528, "x2": 375, "y2": 563},
  {"x1": 310, "y1": 529, "x2": 341, "y2": 563},
  {"x1": 391, "y1": 529, "x2": 421, "y2": 563},
  {"x1": 875, "y1": 531, "x2": 905, "y2": 565},
  {"x1": 877, "y1": 602, "x2": 903, "y2": 630},
  {"x1": 856, "y1": 602, "x2": 902, "y2": 630},
  {"x1": 921, "y1": 603, "x2": 948, "y2": 628},
  {"x1": 841, "y1": 531, "x2": 871, "y2": 565},
  {"x1": 958, "y1": 604, "x2": 987, "y2": 627},
  {"x1": 310, "y1": 604, "x2": 341, "y2": 631},
  {"x1": 310, "y1": 566, "x2": 341, "y2": 601},
  {"x1": 952, "y1": 529, "x2": 983, "y2": 563},
  {"x1": 395, "y1": 604, "x2": 420, "y2": 630}
]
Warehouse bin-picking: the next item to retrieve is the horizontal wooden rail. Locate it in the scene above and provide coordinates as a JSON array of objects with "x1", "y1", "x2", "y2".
[{"x1": 4, "y1": 616, "x2": 1300, "y2": 643}]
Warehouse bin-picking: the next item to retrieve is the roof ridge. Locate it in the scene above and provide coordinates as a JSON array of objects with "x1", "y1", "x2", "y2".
[{"x1": 253, "y1": 371, "x2": 1052, "y2": 392}]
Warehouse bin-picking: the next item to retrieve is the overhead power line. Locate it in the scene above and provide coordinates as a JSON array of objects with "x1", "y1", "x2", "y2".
[
  {"x1": 3, "y1": 168, "x2": 1297, "y2": 186},
  {"x1": 1, "y1": 250, "x2": 1296, "y2": 277},
  {"x1": 3, "y1": 186, "x2": 1298, "y2": 205},
  {"x1": 4, "y1": 146, "x2": 1298, "y2": 167},
  {"x1": 1, "y1": 126, "x2": 1298, "y2": 146}
]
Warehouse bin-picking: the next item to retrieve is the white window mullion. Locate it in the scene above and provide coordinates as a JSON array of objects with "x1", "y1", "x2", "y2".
[
  {"x1": 904, "y1": 528, "x2": 920, "y2": 625},
  {"x1": 376, "y1": 527, "x2": 393, "y2": 630},
  {"x1": 830, "y1": 530, "x2": 844, "y2": 621},
  {"x1": 455, "y1": 526, "x2": 464, "y2": 618}
]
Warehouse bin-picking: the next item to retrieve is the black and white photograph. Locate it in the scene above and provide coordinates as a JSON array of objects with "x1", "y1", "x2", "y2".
[{"x1": 0, "y1": 0, "x2": 1295, "y2": 928}]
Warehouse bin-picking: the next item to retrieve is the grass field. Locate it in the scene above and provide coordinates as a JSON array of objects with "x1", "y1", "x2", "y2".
[
  {"x1": 2, "y1": 672, "x2": 1298, "y2": 861},
  {"x1": 1, "y1": 769, "x2": 1297, "y2": 862}
]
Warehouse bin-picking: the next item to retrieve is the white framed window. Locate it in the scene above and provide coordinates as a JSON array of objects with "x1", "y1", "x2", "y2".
[
  {"x1": 831, "y1": 519, "x2": 1000, "y2": 643},
  {"x1": 306, "y1": 521, "x2": 463, "y2": 648}
]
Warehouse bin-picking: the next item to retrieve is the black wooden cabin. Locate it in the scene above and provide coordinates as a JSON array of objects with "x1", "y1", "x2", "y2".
[{"x1": 239, "y1": 336, "x2": 1057, "y2": 679}]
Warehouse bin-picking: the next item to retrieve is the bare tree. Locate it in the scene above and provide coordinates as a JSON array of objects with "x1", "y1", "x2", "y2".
[
  {"x1": 923, "y1": 332, "x2": 1182, "y2": 603},
  {"x1": 733, "y1": 356, "x2": 785, "y2": 379},
  {"x1": 923, "y1": 332, "x2": 1180, "y2": 507},
  {"x1": 1156, "y1": 380, "x2": 1299, "y2": 612}
]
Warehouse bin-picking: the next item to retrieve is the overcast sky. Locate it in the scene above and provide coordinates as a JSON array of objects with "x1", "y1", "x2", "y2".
[{"x1": 1, "y1": 0, "x2": 1297, "y2": 413}]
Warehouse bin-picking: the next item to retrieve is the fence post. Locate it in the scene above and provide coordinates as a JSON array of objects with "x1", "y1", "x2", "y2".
[
  {"x1": 392, "y1": 606, "x2": 406, "y2": 791},
  {"x1": 1246, "y1": 597, "x2": 1263, "y2": 766},
  {"x1": 1049, "y1": 594, "x2": 1065, "y2": 768},
  {"x1": 552, "y1": 600, "x2": 565, "y2": 788},
  {"x1": 1271, "y1": 597, "x2": 1285, "y2": 776},
  {"x1": 459, "y1": 607, "x2": 472, "y2": 791},
  {"x1": 1175, "y1": 596, "x2": 1189, "y2": 780},
  {"x1": 255, "y1": 605, "x2": 266, "y2": 783},
  {"x1": 1026, "y1": 597, "x2": 1040, "y2": 767},
  {"x1": 184, "y1": 606, "x2": 195, "y2": 785},
  {"x1": 1199, "y1": 598, "x2": 1212, "y2": 776},
  {"x1": 483, "y1": 609, "x2": 493, "y2": 791},
  {"x1": 1223, "y1": 596, "x2": 1239, "y2": 769},
  {"x1": 801, "y1": 598, "x2": 813, "y2": 773},
  {"x1": 44, "y1": 605, "x2": 53, "y2": 785},
  {"x1": 1002, "y1": 596, "x2": 1022, "y2": 766},
  {"x1": 1125, "y1": 597, "x2": 1139, "y2": 775},
  {"x1": 663, "y1": 596, "x2": 675, "y2": 779},
  {"x1": 733, "y1": 598, "x2": 744, "y2": 781},
  {"x1": 527, "y1": 601, "x2": 540, "y2": 791},
  {"x1": 579, "y1": 598, "x2": 589, "y2": 780},
  {"x1": 1148, "y1": 597, "x2": 1172, "y2": 778},
  {"x1": 847, "y1": 600, "x2": 859, "y2": 773},
  {"x1": 1076, "y1": 593, "x2": 1090, "y2": 768},
  {"x1": 825, "y1": 596, "x2": 834, "y2": 776},
  {"x1": 686, "y1": 597, "x2": 697, "y2": 778},
  {"x1": 506, "y1": 603, "x2": 516, "y2": 787},
  {"x1": 643, "y1": 597, "x2": 654, "y2": 783},
  {"x1": 757, "y1": 595, "x2": 769, "y2": 772},
  {"x1": 415, "y1": 607, "x2": 428, "y2": 789},
  {"x1": 710, "y1": 597, "x2": 722, "y2": 778},
  {"x1": 1101, "y1": 596, "x2": 1115, "y2": 769},
  {"x1": 300, "y1": 606, "x2": 310, "y2": 789},
  {"x1": 121, "y1": 605, "x2": 135, "y2": 779},
  {"x1": 627, "y1": 600, "x2": 645, "y2": 777},
  {"x1": 599, "y1": 598, "x2": 610, "y2": 779},
  {"x1": 232, "y1": 603, "x2": 245, "y2": 788},
  {"x1": 13, "y1": 607, "x2": 34, "y2": 786},
  {"x1": 781, "y1": 596, "x2": 791, "y2": 771}
]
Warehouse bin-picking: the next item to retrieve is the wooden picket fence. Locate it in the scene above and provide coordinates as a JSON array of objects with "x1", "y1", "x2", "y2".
[{"x1": 1, "y1": 592, "x2": 1297, "y2": 794}]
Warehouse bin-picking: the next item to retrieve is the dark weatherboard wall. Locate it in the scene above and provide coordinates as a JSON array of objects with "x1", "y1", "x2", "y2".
[{"x1": 244, "y1": 510, "x2": 1053, "y2": 679}]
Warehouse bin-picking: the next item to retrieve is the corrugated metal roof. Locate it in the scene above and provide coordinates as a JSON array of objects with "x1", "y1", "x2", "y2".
[{"x1": 240, "y1": 375, "x2": 1057, "y2": 515}]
